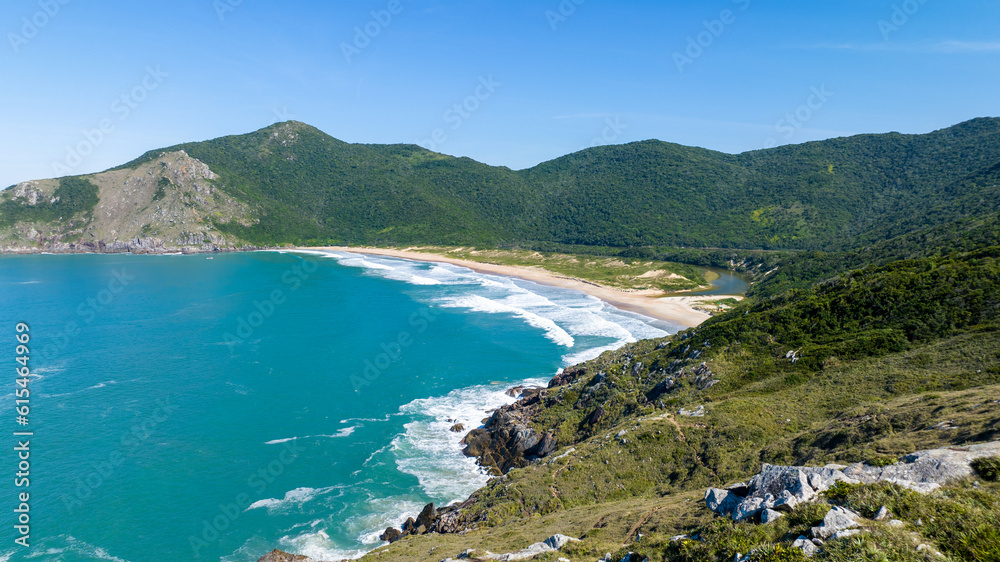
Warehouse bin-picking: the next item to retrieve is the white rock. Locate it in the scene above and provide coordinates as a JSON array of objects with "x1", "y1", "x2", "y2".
[
  {"x1": 791, "y1": 536, "x2": 819, "y2": 557},
  {"x1": 761, "y1": 508, "x2": 783, "y2": 524},
  {"x1": 832, "y1": 529, "x2": 861, "y2": 540},
  {"x1": 811, "y1": 507, "x2": 861, "y2": 540}
]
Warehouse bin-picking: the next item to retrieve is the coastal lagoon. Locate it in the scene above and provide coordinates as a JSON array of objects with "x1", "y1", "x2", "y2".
[{"x1": 0, "y1": 251, "x2": 676, "y2": 561}]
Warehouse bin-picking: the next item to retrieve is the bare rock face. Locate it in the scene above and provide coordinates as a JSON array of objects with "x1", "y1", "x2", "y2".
[
  {"x1": 0, "y1": 151, "x2": 256, "y2": 254},
  {"x1": 705, "y1": 440, "x2": 1000, "y2": 522},
  {"x1": 842, "y1": 440, "x2": 1000, "y2": 493}
]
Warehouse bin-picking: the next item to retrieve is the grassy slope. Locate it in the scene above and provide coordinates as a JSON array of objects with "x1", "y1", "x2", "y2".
[{"x1": 362, "y1": 242, "x2": 1000, "y2": 562}]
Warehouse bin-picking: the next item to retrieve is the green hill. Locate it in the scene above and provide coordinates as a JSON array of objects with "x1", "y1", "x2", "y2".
[{"x1": 98, "y1": 117, "x2": 1000, "y2": 251}]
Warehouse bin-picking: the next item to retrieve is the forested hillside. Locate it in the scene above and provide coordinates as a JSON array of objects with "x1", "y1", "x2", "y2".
[{"x1": 98, "y1": 117, "x2": 1000, "y2": 251}]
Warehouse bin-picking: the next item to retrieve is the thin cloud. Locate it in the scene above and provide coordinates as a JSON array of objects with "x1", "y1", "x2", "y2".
[
  {"x1": 551, "y1": 113, "x2": 617, "y2": 120},
  {"x1": 804, "y1": 40, "x2": 1000, "y2": 54},
  {"x1": 932, "y1": 40, "x2": 1000, "y2": 53}
]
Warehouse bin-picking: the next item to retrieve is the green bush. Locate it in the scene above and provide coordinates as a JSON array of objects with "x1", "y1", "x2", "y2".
[{"x1": 971, "y1": 456, "x2": 1000, "y2": 482}]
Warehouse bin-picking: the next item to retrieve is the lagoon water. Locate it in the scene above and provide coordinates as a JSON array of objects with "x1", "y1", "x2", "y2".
[{"x1": 0, "y1": 251, "x2": 676, "y2": 561}]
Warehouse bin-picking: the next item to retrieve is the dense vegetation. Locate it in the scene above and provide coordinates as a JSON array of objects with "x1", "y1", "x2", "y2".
[
  {"x1": 108, "y1": 117, "x2": 1000, "y2": 251},
  {"x1": 0, "y1": 177, "x2": 99, "y2": 228}
]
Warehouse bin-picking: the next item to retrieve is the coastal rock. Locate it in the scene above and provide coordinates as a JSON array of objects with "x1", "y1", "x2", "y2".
[
  {"x1": 549, "y1": 367, "x2": 585, "y2": 388},
  {"x1": 450, "y1": 423, "x2": 466, "y2": 432},
  {"x1": 416, "y1": 502, "x2": 438, "y2": 530},
  {"x1": 461, "y1": 392, "x2": 557, "y2": 474},
  {"x1": 379, "y1": 526, "x2": 402, "y2": 543},
  {"x1": 256, "y1": 549, "x2": 316, "y2": 562}
]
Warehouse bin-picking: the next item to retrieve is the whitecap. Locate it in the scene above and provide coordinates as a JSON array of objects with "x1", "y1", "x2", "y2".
[
  {"x1": 438, "y1": 294, "x2": 575, "y2": 347},
  {"x1": 391, "y1": 378, "x2": 549, "y2": 501},
  {"x1": 245, "y1": 485, "x2": 343, "y2": 513},
  {"x1": 265, "y1": 426, "x2": 359, "y2": 445}
]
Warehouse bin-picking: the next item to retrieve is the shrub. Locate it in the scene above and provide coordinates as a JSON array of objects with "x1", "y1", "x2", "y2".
[{"x1": 971, "y1": 456, "x2": 1000, "y2": 482}]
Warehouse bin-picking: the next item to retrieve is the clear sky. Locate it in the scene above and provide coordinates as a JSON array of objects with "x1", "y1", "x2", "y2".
[{"x1": 2, "y1": 0, "x2": 998, "y2": 187}]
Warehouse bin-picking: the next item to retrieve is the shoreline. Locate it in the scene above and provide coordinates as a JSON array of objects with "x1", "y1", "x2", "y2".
[{"x1": 297, "y1": 246, "x2": 742, "y2": 328}]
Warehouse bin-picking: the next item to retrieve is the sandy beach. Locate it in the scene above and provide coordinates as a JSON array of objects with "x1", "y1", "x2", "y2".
[{"x1": 299, "y1": 246, "x2": 743, "y2": 327}]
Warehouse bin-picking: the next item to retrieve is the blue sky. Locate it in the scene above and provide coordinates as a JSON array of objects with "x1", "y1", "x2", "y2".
[{"x1": 2, "y1": 0, "x2": 998, "y2": 187}]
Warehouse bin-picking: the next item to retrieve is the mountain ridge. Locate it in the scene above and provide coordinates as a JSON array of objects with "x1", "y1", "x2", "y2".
[{"x1": 2, "y1": 117, "x2": 999, "y2": 253}]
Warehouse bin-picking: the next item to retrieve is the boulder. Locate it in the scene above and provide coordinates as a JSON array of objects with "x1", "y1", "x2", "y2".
[
  {"x1": 450, "y1": 423, "x2": 465, "y2": 432},
  {"x1": 710, "y1": 463, "x2": 859, "y2": 521},
  {"x1": 679, "y1": 405, "x2": 705, "y2": 417},
  {"x1": 484, "y1": 533, "x2": 580, "y2": 561},
  {"x1": 732, "y1": 497, "x2": 766, "y2": 522},
  {"x1": 761, "y1": 508, "x2": 783, "y2": 524},
  {"x1": 526, "y1": 431, "x2": 557, "y2": 458},
  {"x1": 585, "y1": 405, "x2": 605, "y2": 426},
  {"x1": 704, "y1": 488, "x2": 740, "y2": 516},
  {"x1": 415, "y1": 502, "x2": 438, "y2": 530},
  {"x1": 378, "y1": 527, "x2": 401, "y2": 543},
  {"x1": 811, "y1": 506, "x2": 861, "y2": 540},
  {"x1": 791, "y1": 536, "x2": 819, "y2": 557}
]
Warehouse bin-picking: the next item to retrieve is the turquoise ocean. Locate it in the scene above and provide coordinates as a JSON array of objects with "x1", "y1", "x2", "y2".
[{"x1": 0, "y1": 250, "x2": 685, "y2": 561}]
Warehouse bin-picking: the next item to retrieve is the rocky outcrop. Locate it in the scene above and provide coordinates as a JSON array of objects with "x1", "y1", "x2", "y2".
[
  {"x1": 440, "y1": 534, "x2": 579, "y2": 561},
  {"x1": 705, "y1": 441, "x2": 1000, "y2": 557},
  {"x1": 548, "y1": 366, "x2": 585, "y2": 388},
  {"x1": 705, "y1": 440, "x2": 1000, "y2": 523},
  {"x1": 843, "y1": 440, "x2": 1000, "y2": 493},
  {"x1": 460, "y1": 387, "x2": 555, "y2": 475},
  {"x1": 379, "y1": 500, "x2": 471, "y2": 544},
  {"x1": 256, "y1": 549, "x2": 321, "y2": 562}
]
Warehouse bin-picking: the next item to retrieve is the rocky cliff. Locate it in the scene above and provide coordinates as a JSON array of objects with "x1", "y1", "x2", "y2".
[{"x1": 0, "y1": 150, "x2": 257, "y2": 253}]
